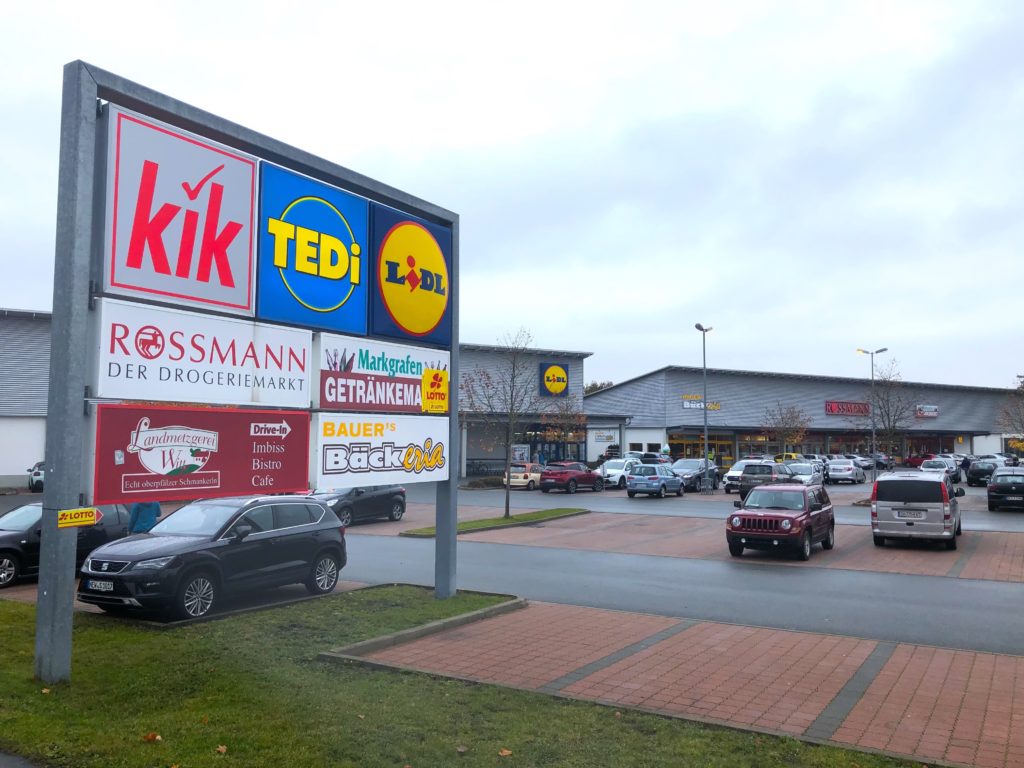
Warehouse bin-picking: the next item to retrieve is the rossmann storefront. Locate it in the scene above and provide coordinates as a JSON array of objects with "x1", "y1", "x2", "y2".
[{"x1": 584, "y1": 366, "x2": 1013, "y2": 467}]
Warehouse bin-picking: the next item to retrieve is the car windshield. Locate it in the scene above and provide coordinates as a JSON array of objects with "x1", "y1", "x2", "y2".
[
  {"x1": 672, "y1": 460, "x2": 702, "y2": 471},
  {"x1": 790, "y1": 464, "x2": 813, "y2": 475},
  {"x1": 744, "y1": 490, "x2": 804, "y2": 510},
  {"x1": 148, "y1": 500, "x2": 241, "y2": 536},
  {"x1": 728, "y1": 461, "x2": 751, "y2": 473},
  {"x1": 0, "y1": 504, "x2": 42, "y2": 532},
  {"x1": 605, "y1": 460, "x2": 627, "y2": 470},
  {"x1": 743, "y1": 465, "x2": 773, "y2": 475},
  {"x1": 510, "y1": 464, "x2": 528, "y2": 472},
  {"x1": 829, "y1": 461, "x2": 852, "y2": 468},
  {"x1": 633, "y1": 466, "x2": 657, "y2": 476},
  {"x1": 921, "y1": 461, "x2": 947, "y2": 470},
  {"x1": 876, "y1": 480, "x2": 943, "y2": 503},
  {"x1": 993, "y1": 474, "x2": 1024, "y2": 485},
  {"x1": 974, "y1": 462, "x2": 996, "y2": 470}
]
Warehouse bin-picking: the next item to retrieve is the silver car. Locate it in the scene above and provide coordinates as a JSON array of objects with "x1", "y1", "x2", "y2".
[
  {"x1": 872, "y1": 471, "x2": 964, "y2": 549},
  {"x1": 920, "y1": 459, "x2": 953, "y2": 483},
  {"x1": 826, "y1": 459, "x2": 866, "y2": 484},
  {"x1": 788, "y1": 462, "x2": 824, "y2": 486}
]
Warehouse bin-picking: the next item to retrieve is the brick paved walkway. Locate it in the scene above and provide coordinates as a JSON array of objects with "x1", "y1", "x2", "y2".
[{"x1": 361, "y1": 602, "x2": 1024, "y2": 768}]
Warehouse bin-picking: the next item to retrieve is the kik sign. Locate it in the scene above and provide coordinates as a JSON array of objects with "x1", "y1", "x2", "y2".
[
  {"x1": 539, "y1": 363, "x2": 569, "y2": 397},
  {"x1": 370, "y1": 205, "x2": 452, "y2": 346},
  {"x1": 104, "y1": 106, "x2": 257, "y2": 314},
  {"x1": 257, "y1": 164, "x2": 369, "y2": 333}
]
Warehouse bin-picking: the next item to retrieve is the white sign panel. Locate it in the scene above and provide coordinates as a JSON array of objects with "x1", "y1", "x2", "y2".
[
  {"x1": 314, "y1": 333, "x2": 450, "y2": 414},
  {"x1": 592, "y1": 431, "x2": 616, "y2": 443},
  {"x1": 104, "y1": 105, "x2": 258, "y2": 314},
  {"x1": 314, "y1": 413, "x2": 450, "y2": 489},
  {"x1": 93, "y1": 298, "x2": 312, "y2": 408}
]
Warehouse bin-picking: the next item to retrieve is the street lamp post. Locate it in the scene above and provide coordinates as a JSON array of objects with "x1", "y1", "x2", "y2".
[
  {"x1": 696, "y1": 324, "x2": 713, "y2": 491},
  {"x1": 856, "y1": 346, "x2": 888, "y2": 481}
]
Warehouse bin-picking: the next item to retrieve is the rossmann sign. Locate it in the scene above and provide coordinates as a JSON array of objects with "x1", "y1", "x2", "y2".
[
  {"x1": 314, "y1": 333, "x2": 449, "y2": 414},
  {"x1": 257, "y1": 164, "x2": 368, "y2": 334},
  {"x1": 92, "y1": 298, "x2": 311, "y2": 408},
  {"x1": 103, "y1": 106, "x2": 257, "y2": 314}
]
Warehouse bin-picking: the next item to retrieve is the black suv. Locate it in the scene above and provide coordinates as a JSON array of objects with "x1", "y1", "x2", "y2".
[
  {"x1": 310, "y1": 486, "x2": 406, "y2": 527},
  {"x1": 739, "y1": 462, "x2": 797, "y2": 500},
  {"x1": 988, "y1": 468, "x2": 1024, "y2": 511},
  {"x1": 77, "y1": 496, "x2": 345, "y2": 619},
  {"x1": 0, "y1": 502, "x2": 130, "y2": 588}
]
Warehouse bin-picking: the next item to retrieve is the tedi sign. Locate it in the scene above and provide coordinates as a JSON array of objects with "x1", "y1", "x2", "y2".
[
  {"x1": 93, "y1": 298, "x2": 311, "y2": 408},
  {"x1": 103, "y1": 106, "x2": 257, "y2": 314}
]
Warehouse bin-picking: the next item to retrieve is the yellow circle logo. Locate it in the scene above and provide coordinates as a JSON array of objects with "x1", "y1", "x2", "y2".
[
  {"x1": 377, "y1": 222, "x2": 449, "y2": 336},
  {"x1": 543, "y1": 364, "x2": 568, "y2": 395}
]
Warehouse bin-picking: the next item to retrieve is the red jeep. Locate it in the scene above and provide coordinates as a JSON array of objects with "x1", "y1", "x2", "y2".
[
  {"x1": 726, "y1": 483, "x2": 835, "y2": 561},
  {"x1": 539, "y1": 462, "x2": 604, "y2": 494}
]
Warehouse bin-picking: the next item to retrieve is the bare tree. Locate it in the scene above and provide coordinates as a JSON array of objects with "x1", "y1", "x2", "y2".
[
  {"x1": 459, "y1": 328, "x2": 543, "y2": 519},
  {"x1": 998, "y1": 378, "x2": 1024, "y2": 437},
  {"x1": 540, "y1": 393, "x2": 588, "y2": 449},
  {"x1": 584, "y1": 380, "x2": 614, "y2": 395},
  {"x1": 762, "y1": 402, "x2": 812, "y2": 453},
  {"x1": 870, "y1": 360, "x2": 916, "y2": 454}
]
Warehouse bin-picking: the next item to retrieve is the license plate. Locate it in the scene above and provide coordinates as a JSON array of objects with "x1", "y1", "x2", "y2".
[
  {"x1": 87, "y1": 579, "x2": 114, "y2": 592},
  {"x1": 896, "y1": 510, "x2": 925, "y2": 519},
  {"x1": 1007, "y1": 496, "x2": 1023, "y2": 501}
]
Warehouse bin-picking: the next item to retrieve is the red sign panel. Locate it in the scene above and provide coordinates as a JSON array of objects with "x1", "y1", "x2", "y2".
[
  {"x1": 93, "y1": 404, "x2": 309, "y2": 504},
  {"x1": 824, "y1": 400, "x2": 870, "y2": 416}
]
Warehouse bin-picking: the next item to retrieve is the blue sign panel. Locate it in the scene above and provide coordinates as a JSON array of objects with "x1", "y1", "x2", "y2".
[
  {"x1": 257, "y1": 163, "x2": 368, "y2": 334},
  {"x1": 369, "y1": 203, "x2": 452, "y2": 346}
]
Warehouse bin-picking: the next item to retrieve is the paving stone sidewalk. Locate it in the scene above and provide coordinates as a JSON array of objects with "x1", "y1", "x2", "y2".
[{"x1": 361, "y1": 602, "x2": 1024, "y2": 768}]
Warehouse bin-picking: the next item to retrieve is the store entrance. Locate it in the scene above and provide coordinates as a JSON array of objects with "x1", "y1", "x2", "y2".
[{"x1": 669, "y1": 434, "x2": 735, "y2": 466}]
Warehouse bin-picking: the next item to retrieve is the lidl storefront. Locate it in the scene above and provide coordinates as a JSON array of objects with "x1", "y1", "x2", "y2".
[{"x1": 585, "y1": 366, "x2": 1014, "y2": 467}]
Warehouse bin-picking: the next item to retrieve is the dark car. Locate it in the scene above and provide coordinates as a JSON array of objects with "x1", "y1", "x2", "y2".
[
  {"x1": 966, "y1": 461, "x2": 998, "y2": 486},
  {"x1": 727, "y1": 484, "x2": 835, "y2": 561},
  {"x1": 539, "y1": 462, "x2": 604, "y2": 494},
  {"x1": 0, "y1": 502, "x2": 130, "y2": 588},
  {"x1": 988, "y1": 468, "x2": 1024, "y2": 511},
  {"x1": 738, "y1": 462, "x2": 796, "y2": 500},
  {"x1": 77, "y1": 495, "x2": 345, "y2": 619},
  {"x1": 310, "y1": 486, "x2": 405, "y2": 527},
  {"x1": 670, "y1": 458, "x2": 720, "y2": 491}
]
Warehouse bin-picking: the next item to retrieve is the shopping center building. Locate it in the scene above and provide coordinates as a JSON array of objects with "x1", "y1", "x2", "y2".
[{"x1": 584, "y1": 365, "x2": 1017, "y2": 467}]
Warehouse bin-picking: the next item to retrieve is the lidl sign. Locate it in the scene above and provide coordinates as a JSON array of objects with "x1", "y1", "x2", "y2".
[
  {"x1": 540, "y1": 362, "x2": 569, "y2": 397},
  {"x1": 257, "y1": 163, "x2": 368, "y2": 333},
  {"x1": 370, "y1": 205, "x2": 452, "y2": 346}
]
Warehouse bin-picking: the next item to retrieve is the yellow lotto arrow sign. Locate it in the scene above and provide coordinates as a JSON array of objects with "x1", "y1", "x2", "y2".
[{"x1": 57, "y1": 507, "x2": 100, "y2": 529}]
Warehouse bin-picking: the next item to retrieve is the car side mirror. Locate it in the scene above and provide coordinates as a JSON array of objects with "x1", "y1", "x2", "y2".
[
  {"x1": 955, "y1": 488, "x2": 965, "y2": 497},
  {"x1": 233, "y1": 523, "x2": 253, "y2": 541},
  {"x1": 733, "y1": 500, "x2": 741, "y2": 508}
]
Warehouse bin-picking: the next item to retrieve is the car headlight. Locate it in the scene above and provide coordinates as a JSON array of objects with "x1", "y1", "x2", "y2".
[
  {"x1": 324, "y1": 497, "x2": 340, "y2": 506},
  {"x1": 133, "y1": 556, "x2": 175, "y2": 570},
  {"x1": 730, "y1": 515, "x2": 741, "y2": 527},
  {"x1": 781, "y1": 519, "x2": 792, "y2": 530},
  {"x1": 83, "y1": 558, "x2": 93, "y2": 571}
]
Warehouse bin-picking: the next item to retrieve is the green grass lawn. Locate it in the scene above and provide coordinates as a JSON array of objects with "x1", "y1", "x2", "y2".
[
  {"x1": 0, "y1": 587, "x2": 918, "y2": 768},
  {"x1": 401, "y1": 507, "x2": 588, "y2": 537}
]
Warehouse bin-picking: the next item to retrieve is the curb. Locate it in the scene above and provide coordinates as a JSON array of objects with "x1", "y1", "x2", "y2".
[
  {"x1": 318, "y1": 596, "x2": 527, "y2": 661},
  {"x1": 399, "y1": 509, "x2": 591, "y2": 538}
]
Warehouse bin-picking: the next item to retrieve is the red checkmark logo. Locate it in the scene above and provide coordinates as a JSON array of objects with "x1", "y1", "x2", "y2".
[{"x1": 181, "y1": 164, "x2": 225, "y2": 201}]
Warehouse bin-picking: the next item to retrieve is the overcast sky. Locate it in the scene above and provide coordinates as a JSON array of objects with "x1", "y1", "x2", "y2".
[{"x1": 3, "y1": 1, "x2": 1023, "y2": 390}]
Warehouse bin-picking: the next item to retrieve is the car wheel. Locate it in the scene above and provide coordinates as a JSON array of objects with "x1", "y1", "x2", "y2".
[
  {"x1": 956, "y1": 518, "x2": 962, "y2": 535},
  {"x1": 988, "y1": 503, "x2": 996, "y2": 512},
  {"x1": 526, "y1": 480, "x2": 535, "y2": 491},
  {"x1": 541, "y1": 488, "x2": 550, "y2": 493},
  {"x1": 175, "y1": 571, "x2": 216, "y2": 619},
  {"x1": 617, "y1": 477, "x2": 626, "y2": 489},
  {"x1": 797, "y1": 530, "x2": 812, "y2": 561},
  {"x1": 822, "y1": 523, "x2": 835, "y2": 550},
  {"x1": 676, "y1": 483, "x2": 683, "y2": 496},
  {"x1": 728, "y1": 541, "x2": 744, "y2": 557},
  {"x1": 873, "y1": 535, "x2": 885, "y2": 547},
  {"x1": 656, "y1": 485, "x2": 666, "y2": 499},
  {"x1": 306, "y1": 552, "x2": 340, "y2": 595},
  {"x1": 0, "y1": 553, "x2": 20, "y2": 588},
  {"x1": 337, "y1": 507, "x2": 353, "y2": 527},
  {"x1": 388, "y1": 501, "x2": 405, "y2": 521},
  {"x1": 567, "y1": 480, "x2": 577, "y2": 494},
  {"x1": 946, "y1": 536, "x2": 958, "y2": 551},
  {"x1": 627, "y1": 491, "x2": 636, "y2": 498},
  {"x1": 593, "y1": 479, "x2": 604, "y2": 492}
]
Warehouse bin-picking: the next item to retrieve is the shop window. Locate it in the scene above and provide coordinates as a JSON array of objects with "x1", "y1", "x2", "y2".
[
  {"x1": 646, "y1": 443, "x2": 661, "y2": 452},
  {"x1": 629, "y1": 443, "x2": 643, "y2": 452}
]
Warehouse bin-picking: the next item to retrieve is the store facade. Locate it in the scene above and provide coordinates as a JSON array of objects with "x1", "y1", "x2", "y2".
[{"x1": 585, "y1": 366, "x2": 1015, "y2": 467}]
